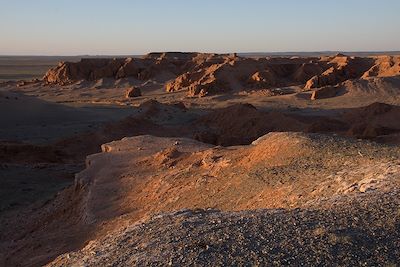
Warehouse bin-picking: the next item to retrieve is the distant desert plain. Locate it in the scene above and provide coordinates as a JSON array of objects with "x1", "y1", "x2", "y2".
[{"x1": 0, "y1": 52, "x2": 399, "y2": 266}]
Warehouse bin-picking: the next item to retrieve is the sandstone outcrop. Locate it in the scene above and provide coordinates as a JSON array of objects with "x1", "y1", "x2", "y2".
[
  {"x1": 305, "y1": 55, "x2": 400, "y2": 91},
  {"x1": 165, "y1": 56, "x2": 326, "y2": 96},
  {"x1": 43, "y1": 53, "x2": 400, "y2": 98},
  {"x1": 43, "y1": 53, "x2": 203, "y2": 85},
  {"x1": 362, "y1": 56, "x2": 400, "y2": 78},
  {"x1": 304, "y1": 55, "x2": 374, "y2": 89},
  {"x1": 43, "y1": 58, "x2": 126, "y2": 85},
  {"x1": 42, "y1": 53, "x2": 324, "y2": 96},
  {"x1": 60, "y1": 132, "x2": 400, "y2": 228}
]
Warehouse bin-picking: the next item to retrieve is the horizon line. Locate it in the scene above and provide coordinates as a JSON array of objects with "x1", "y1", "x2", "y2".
[{"x1": 1, "y1": 50, "x2": 400, "y2": 57}]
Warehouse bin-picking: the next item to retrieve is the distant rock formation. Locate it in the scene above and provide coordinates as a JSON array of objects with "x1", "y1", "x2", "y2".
[
  {"x1": 43, "y1": 53, "x2": 201, "y2": 85},
  {"x1": 304, "y1": 55, "x2": 374, "y2": 89},
  {"x1": 165, "y1": 56, "x2": 325, "y2": 97},
  {"x1": 43, "y1": 53, "x2": 400, "y2": 98},
  {"x1": 44, "y1": 58, "x2": 125, "y2": 85},
  {"x1": 362, "y1": 56, "x2": 400, "y2": 78}
]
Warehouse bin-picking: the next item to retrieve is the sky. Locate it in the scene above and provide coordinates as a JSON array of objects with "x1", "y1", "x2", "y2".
[{"x1": 0, "y1": 0, "x2": 399, "y2": 55}]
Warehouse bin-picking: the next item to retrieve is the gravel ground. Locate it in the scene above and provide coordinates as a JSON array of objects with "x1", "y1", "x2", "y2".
[{"x1": 50, "y1": 189, "x2": 400, "y2": 266}]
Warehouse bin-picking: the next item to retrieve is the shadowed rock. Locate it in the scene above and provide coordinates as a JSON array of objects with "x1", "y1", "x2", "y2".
[{"x1": 125, "y1": 86, "x2": 141, "y2": 98}]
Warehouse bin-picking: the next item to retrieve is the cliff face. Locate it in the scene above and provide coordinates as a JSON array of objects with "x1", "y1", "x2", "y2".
[
  {"x1": 44, "y1": 58, "x2": 125, "y2": 84},
  {"x1": 43, "y1": 53, "x2": 400, "y2": 97},
  {"x1": 304, "y1": 55, "x2": 400, "y2": 89},
  {"x1": 43, "y1": 53, "x2": 202, "y2": 85}
]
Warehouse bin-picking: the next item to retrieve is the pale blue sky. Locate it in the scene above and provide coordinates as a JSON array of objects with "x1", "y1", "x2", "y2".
[{"x1": 0, "y1": 0, "x2": 399, "y2": 55}]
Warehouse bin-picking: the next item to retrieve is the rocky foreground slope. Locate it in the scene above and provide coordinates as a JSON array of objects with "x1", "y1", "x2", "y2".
[
  {"x1": 1, "y1": 132, "x2": 399, "y2": 266},
  {"x1": 42, "y1": 53, "x2": 400, "y2": 98},
  {"x1": 49, "y1": 190, "x2": 400, "y2": 266},
  {"x1": 74, "y1": 133, "x2": 399, "y2": 220},
  {"x1": 50, "y1": 132, "x2": 399, "y2": 266}
]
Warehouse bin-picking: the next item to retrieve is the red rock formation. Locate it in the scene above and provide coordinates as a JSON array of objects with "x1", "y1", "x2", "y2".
[
  {"x1": 362, "y1": 56, "x2": 400, "y2": 78},
  {"x1": 115, "y1": 58, "x2": 142, "y2": 79},
  {"x1": 44, "y1": 53, "x2": 202, "y2": 85},
  {"x1": 304, "y1": 55, "x2": 375, "y2": 89},
  {"x1": 43, "y1": 53, "x2": 400, "y2": 97},
  {"x1": 302, "y1": 54, "x2": 400, "y2": 90},
  {"x1": 165, "y1": 56, "x2": 326, "y2": 96},
  {"x1": 247, "y1": 70, "x2": 277, "y2": 88},
  {"x1": 44, "y1": 58, "x2": 126, "y2": 84}
]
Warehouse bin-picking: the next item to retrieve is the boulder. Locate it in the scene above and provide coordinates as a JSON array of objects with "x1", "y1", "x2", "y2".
[
  {"x1": 311, "y1": 86, "x2": 342, "y2": 100},
  {"x1": 125, "y1": 87, "x2": 142, "y2": 98}
]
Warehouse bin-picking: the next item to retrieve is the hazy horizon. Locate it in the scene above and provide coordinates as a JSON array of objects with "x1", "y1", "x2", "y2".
[
  {"x1": 1, "y1": 0, "x2": 400, "y2": 55},
  {"x1": 2, "y1": 50, "x2": 400, "y2": 57}
]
